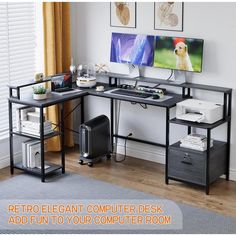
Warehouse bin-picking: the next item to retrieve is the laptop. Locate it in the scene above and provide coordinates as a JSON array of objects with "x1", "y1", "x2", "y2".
[{"x1": 51, "y1": 73, "x2": 74, "y2": 93}]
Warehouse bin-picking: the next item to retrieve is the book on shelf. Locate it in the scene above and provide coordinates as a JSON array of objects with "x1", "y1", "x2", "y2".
[
  {"x1": 180, "y1": 142, "x2": 213, "y2": 151},
  {"x1": 16, "y1": 107, "x2": 53, "y2": 136},
  {"x1": 21, "y1": 139, "x2": 49, "y2": 169},
  {"x1": 21, "y1": 128, "x2": 54, "y2": 137},
  {"x1": 27, "y1": 111, "x2": 45, "y2": 123},
  {"x1": 16, "y1": 106, "x2": 34, "y2": 132},
  {"x1": 21, "y1": 120, "x2": 51, "y2": 129},
  {"x1": 181, "y1": 139, "x2": 213, "y2": 148},
  {"x1": 28, "y1": 141, "x2": 40, "y2": 168},
  {"x1": 21, "y1": 120, "x2": 53, "y2": 136},
  {"x1": 22, "y1": 139, "x2": 33, "y2": 167},
  {"x1": 22, "y1": 139, "x2": 40, "y2": 168},
  {"x1": 180, "y1": 133, "x2": 207, "y2": 142},
  {"x1": 180, "y1": 133, "x2": 214, "y2": 151}
]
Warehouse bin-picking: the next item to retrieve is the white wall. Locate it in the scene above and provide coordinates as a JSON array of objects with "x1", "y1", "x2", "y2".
[{"x1": 71, "y1": 2, "x2": 236, "y2": 180}]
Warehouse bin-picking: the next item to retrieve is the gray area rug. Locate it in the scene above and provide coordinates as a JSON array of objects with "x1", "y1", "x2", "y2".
[{"x1": 0, "y1": 172, "x2": 235, "y2": 234}]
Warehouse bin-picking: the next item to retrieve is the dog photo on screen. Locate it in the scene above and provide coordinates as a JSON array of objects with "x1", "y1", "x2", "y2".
[{"x1": 154, "y1": 36, "x2": 203, "y2": 72}]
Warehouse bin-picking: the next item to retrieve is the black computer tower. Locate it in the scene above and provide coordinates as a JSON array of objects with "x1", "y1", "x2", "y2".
[{"x1": 79, "y1": 115, "x2": 111, "y2": 167}]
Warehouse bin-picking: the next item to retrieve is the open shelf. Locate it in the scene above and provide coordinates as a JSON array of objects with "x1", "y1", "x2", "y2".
[
  {"x1": 169, "y1": 117, "x2": 230, "y2": 129},
  {"x1": 14, "y1": 162, "x2": 62, "y2": 176},
  {"x1": 12, "y1": 130, "x2": 61, "y2": 140}
]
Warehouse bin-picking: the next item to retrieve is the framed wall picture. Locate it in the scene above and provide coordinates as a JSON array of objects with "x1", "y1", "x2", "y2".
[
  {"x1": 110, "y1": 2, "x2": 136, "y2": 28},
  {"x1": 154, "y1": 2, "x2": 184, "y2": 32}
]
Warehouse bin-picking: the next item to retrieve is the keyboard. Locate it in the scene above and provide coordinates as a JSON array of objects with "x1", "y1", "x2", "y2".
[{"x1": 111, "y1": 89, "x2": 151, "y2": 98}]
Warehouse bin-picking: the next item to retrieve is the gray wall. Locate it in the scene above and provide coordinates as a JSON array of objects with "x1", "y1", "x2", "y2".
[{"x1": 71, "y1": 2, "x2": 236, "y2": 180}]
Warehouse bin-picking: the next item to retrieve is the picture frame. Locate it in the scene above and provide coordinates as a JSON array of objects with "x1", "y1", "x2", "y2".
[
  {"x1": 154, "y1": 2, "x2": 184, "y2": 32},
  {"x1": 110, "y1": 2, "x2": 136, "y2": 28}
]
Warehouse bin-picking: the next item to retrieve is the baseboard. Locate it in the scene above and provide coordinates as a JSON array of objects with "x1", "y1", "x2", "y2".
[
  {"x1": 116, "y1": 140, "x2": 165, "y2": 164},
  {"x1": 116, "y1": 141, "x2": 236, "y2": 181},
  {"x1": 0, "y1": 152, "x2": 21, "y2": 169},
  {"x1": 229, "y1": 168, "x2": 236, "y2": 181}
]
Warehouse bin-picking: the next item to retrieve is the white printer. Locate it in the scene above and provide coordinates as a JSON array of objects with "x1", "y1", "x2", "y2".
[{"x1": 176, "y1": 99, "x2": 223, "y2": 124}]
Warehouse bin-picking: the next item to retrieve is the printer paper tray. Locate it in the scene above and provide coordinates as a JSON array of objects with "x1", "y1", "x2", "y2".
[{"x1": 177, "y1": 113, "x2": 204, "y2": 122}]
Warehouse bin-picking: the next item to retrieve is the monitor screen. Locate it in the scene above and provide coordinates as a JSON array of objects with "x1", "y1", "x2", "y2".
[
  {"x1": 51, "y1": 74, "x2": 72, "y2": 91},
  {"x1": 110, "y1": 32, "x2": 155, "y2": 66},
  {"x1": 154, "y1": 36, "x2": 204, "y2": 72}
]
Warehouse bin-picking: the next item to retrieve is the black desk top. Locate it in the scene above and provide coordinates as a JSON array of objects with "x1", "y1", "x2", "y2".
[
  {"x1": 88, "y1": 88, "x2": 184, "y2": 108},
  {"x1": 9, "y1": 89, "x2": 87, "y2": 108},
  {"x1": 9, "y1": 84, "x2": 185, "y2": 108}
]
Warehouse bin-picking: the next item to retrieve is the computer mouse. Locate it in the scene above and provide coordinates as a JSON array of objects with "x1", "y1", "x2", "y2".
[{"x1": 152, "y1": 94, "x2": 160, "y2": 100}]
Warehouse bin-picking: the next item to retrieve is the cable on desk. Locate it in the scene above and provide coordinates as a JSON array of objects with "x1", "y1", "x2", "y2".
[
  {"x1": 130, "y1": 102, "x2": 147, "y2": 109},
  {"x1": 114, "y1": 100, "x2": 121, "y2": 154},
  {"x1": 113, "y1": 79, "x2": 122, "y2": 153},
  {"x1": 153, "y1": 84, "x2": 161, "y2": 88},
  {"x1": 166, "y1": 69, "x2": 174, "y2": 81},
  {"x1": 114, "y1": 132, "x2": 132, "y2": 163},
  {"x1": 139, "y1": 103, "x2": 147, "y2": 109},
  {"x1": 153, "y1": 69, "x2": 174, "y2": 88}
]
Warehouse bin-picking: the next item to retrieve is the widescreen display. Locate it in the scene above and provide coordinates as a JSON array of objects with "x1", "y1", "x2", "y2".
[
  {"x1": 110, "y1": 32, "x2": 155, "y2": 66},
  {"x1": 154, "y1": 36, "x2": 204, "y2": 72}
]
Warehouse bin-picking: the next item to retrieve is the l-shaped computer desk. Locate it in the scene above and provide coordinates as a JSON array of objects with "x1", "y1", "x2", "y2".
[{"x1": 8, "y1": 73, "x2": 232, "y2": 194}]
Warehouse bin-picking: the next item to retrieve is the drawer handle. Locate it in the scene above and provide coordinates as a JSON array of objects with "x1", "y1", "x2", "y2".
[{"x1": 181, "y1": 153, "x2": 192, "y2": 165}]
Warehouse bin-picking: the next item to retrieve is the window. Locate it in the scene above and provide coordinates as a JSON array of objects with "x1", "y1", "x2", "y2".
[{"x1": 0, "y1": 2, "x2": 41, "y2": 139}]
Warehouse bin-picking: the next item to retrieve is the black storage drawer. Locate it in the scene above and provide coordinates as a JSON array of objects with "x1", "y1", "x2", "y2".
[
  {"x1": 168, "y1": 141, "x2": 227, "y2": 186},
  {"x1": 168, "y1": 147, "x2": 206, "y2": 185}
]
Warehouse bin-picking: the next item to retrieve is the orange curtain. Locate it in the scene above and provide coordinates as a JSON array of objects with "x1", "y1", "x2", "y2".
[{"x1": 43, "y1": 2, "x2": 74, "y2": 151}]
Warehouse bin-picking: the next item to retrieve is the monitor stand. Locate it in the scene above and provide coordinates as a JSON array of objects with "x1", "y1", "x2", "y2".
[
  {"x1": 128, "y1": 64, "x2": 142, "y2": 78},
  {"x1": 167, "y1": 70, "x2": 186, "y2": 84}
]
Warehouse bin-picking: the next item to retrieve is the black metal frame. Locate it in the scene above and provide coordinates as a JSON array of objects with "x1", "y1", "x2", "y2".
[
  {"x1": 8, "y1": 83, "x2": 65, "y2": 182},
  {"x1": 8, "y1": 74, "x2": 232, "y2": 191}
]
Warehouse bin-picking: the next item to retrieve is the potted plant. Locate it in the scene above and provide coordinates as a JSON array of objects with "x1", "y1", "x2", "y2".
[{"x1": 33, "y1": 86, "x2": 47, "y2": 100}]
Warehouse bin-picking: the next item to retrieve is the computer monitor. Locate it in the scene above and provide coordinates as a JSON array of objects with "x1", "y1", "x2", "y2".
[
  {"x1": 110, "y1": 32, "x2": 155, "y2": 67},
  {"x1": 154, "y1": 36, "x2": 204, "y2": 72}
]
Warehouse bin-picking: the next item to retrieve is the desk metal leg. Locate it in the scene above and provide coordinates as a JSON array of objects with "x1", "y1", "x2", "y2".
[
  {"x1": 110, "y1": 98, "x2": 114, "y2": 152},
  {"x1": 188, "y1": 126, "x2": 191, "y2": 135},
  {"x1": 61, "y1": 102, "x2": 65, "y2": 174},
  {"x1": 40, "y1": 107, "x2": 45, "y2": 182},
  {"x1": 206, "y1": 128, "x2": 211, "y2": 195},
  {"x1": 165, "y1": 108, "x2": 170, "y2": 184},
  {"x1": 8, "y1": 101, "x2": 14, "y2": 175},
  {"x1": 226, "y1": 120, "x2": 231, "y2": 181},
  {"x1": 226, "y1": 92, "x2": 232, "y2": 181},
  {"x1": 81, "y1": 96, "x2": 84, "y2": 124}
]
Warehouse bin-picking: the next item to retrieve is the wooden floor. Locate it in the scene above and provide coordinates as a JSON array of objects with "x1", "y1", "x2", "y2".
[{"x1": 1, "y1": 147, "x2": 236, "y2": 218}]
